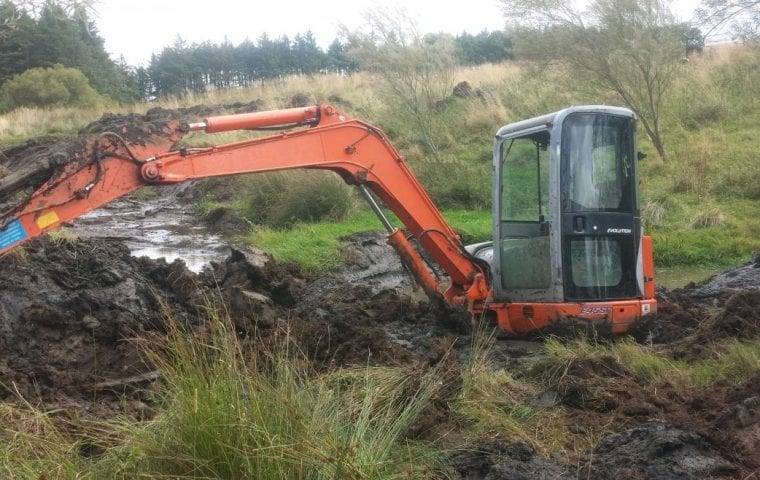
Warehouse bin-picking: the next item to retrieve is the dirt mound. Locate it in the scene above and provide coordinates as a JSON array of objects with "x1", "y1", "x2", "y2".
[
  {"x1": 78, "y1": 100, "x2": 264, "y2": 140},
  {"x1": 585, "y1": 422, "x2": 738, "y2": 479},
  {"x1": 631, "y1": 287, "x2": 760, "y2": 354},
  {"x1": 643, "y1": 289, "x2": 760, "y2": 360},
  {"x1": 447, "y1": 439, "x2": 570, "y2": 479},
  {"x1": 700, "y1": 290, "x2": 760, "y2": 339},
  {"x1": 0, "y1": 238, "x2": 196, "y2": 415},
  {"x1": 630, "y1": 255, "x2": 760, "y2": 348},
  {"x1": 537, "y1": 354, "x2": 760, "y2": 473},
  {"x1": 0, "y1": 237, "x2": 470, "y2": 417},
  {"x1": 682, "y1": 254, "x2": 760, "y2": 304},
  {"x1": 629, "y1": 292, "x2": 706, "y2": 344},
  {"x1": 0, "y1": 100, "x2": 264, "y2": 214}
]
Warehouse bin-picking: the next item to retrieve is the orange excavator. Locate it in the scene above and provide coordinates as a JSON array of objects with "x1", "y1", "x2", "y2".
[{"x1": 0, "y1": 103, "x2": 656, "y2": 334}]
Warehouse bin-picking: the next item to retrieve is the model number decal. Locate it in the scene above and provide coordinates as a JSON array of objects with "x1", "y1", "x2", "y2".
[
  {"x1": 580, "y1": 307, "x2": 612, "y2": 315},
  {"x1": 606, "y1": 228, "x2": 632, "y2": 234}
]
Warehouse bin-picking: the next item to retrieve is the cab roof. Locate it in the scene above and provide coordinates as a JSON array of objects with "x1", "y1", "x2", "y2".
[{"x1": 495, "y1": 105, "x2": 635, "y2": 141}]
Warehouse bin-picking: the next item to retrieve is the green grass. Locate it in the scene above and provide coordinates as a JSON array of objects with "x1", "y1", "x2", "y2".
[
  {"x1": 535, "y1": 336, "x2": 760, "y2": 389},
  {"x1": 688, "y1": 340, "x2": 760, "y2": 387},
  {"x1": 652, "y1": 226, "x2": 757, "y2": 267},
  {"x1": 248, "y1": 209, "x2": 491, "y2": 271}
]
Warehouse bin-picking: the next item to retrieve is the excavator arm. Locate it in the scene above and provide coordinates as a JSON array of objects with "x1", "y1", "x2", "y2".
[{"x1": 0, "y1": 104, "x2": 490, "y2": 310}]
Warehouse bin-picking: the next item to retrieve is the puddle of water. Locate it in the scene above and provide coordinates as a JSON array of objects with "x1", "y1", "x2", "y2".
[
  {"x1": 130, "y1": 245, "x2": 229, "y2": 272},
  {"x1": 67, "y1": 194, "x2": 230, "y2": 273}
]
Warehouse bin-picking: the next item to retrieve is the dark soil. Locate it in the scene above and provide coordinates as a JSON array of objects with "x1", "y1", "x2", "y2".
[
  {"x1": 585, "y1": 422, "x2": 738, "y2": 479},
  {"x1": 0, "y1": 237, "x2": 467, "y2": 419},
  {"x1": 534, "y1": 349, "x2": 760, "y2": 475},
  {"x1": 448, "y1": 439, "x2": 571, "y2": 479},
  {"x1": 0, "y1": 100, "x2": 264, "y2": 218},
  {"x1": 4, "y1": 236, "x2": 758, "y2": 476},
  {"x1": 0, "y1": 239, "x2": 194, "y2": 417},
  {"x1": 629, "y1": 291, "x2": 707, "y2": 344}
]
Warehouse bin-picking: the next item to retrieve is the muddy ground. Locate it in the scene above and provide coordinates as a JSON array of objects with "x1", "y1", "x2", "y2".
[
  {"x1": 2, "y1": 234, "x2": 759, "y2": 478},
  {"x1": 2, "y1": 106, "x2": 760, "y2": 478}
]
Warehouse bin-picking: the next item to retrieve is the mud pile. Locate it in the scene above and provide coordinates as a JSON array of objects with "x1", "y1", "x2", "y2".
[
  {"x1": 683, "y1": 252, "x2": 760, "y2": 304},
  {"x1": 586, "y1": 422, "x2": 738, "y2": 479},
  {"x1": 631, "y1": 255, "x2": 760, "y2": 347},
  {"x1": 0, "y1": 236, "x2": 466, "y2": 418},
  {"x1": 0, "y1": 100, "x2": 263, "y2": 216},
  {"x1": 448, "y1": 439, "x2": 570, "y2": 479},
  {"x1": 0, "y1": 239, "x2": 193, "y2": 413}
]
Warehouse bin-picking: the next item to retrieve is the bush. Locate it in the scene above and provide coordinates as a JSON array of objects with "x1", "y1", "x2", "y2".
[
  {"x1": 0, "y1": 65, "x2": 106, "y2": 112},
  {"x1": 240, "y1": 171, "x2": 357, "y2": 228},
  {"x1": 414, "y1": 160, "x2": 491, "y2": 210}
]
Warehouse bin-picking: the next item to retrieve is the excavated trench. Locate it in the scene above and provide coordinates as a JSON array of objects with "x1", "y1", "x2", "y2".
[{"x1": 2, "y1": 106, "x2": 760, "y2": 478}]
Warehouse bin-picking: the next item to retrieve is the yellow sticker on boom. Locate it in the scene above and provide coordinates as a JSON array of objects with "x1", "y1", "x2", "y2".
[{"x1": 36, "y1": 211, "x2": 60, "y2": 229}]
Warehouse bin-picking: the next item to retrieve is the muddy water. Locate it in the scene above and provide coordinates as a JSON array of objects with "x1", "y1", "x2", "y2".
[{"x1": 66, "y1": 186, "x2": 229, "y2": 272}]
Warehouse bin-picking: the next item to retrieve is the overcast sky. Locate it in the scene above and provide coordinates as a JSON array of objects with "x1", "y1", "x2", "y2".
[{"x1": 96, "y1": 0, "x2": 507, "y2": 66}]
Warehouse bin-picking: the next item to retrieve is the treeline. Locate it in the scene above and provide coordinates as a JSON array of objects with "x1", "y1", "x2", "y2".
[
  {"x1": 137, "y1": 30, "x2": 513, "y2": 98},
  {"x1": 136, "y1": 33, "x2": 355, "y2": 98},
  {"x1": 0, "y1": 0, "x2": 513, "y2": 103},
  {"x1": 0, "y1": 1, "x2": 136, "y2": 102}
]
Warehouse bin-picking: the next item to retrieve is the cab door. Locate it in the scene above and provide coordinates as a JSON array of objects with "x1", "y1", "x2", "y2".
[
  {"x1": 559, "y1": 112, "x2": 640, "y2": 301},
  {"x1": 494, "y1": 127, "x2": 560, "y2": 303}
]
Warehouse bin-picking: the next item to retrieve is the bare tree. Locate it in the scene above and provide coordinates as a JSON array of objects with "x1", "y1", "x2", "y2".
[
  {"x1": 501, "y1": 0, "x2": 684, "y2": 162},
  {"x1": 13, "y1": 0, "x2": 98, "y2": 18},
  {"x1": 1, "y1": 0, "x2": 98, "y2": 39},
  {"x1": 696, "y1": 0, "x2": 760, "y2": 41},
  {"x1": 341, "y1": 7, "x2": 457, "y2": 162}
]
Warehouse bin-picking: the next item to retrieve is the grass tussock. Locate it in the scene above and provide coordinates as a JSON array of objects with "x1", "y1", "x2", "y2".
[
  {"x1": 0, "y1": 311, "x2": 452, "y2": 479},
  {"x1": 454, "y1": 326, "x2": 569, "y2": 453},
  {"x1": 108, "y1": 314, "x2": 445, "y2": 479},
  {"x1": 641, "y1": 199, "x2": 666, "y2": 229},
  {"x1": 690, "y1": 206, "x2": 727, "y2": 229},
  {"x1": 0, "y1": 403, "x2": 95, "y2": 479}
]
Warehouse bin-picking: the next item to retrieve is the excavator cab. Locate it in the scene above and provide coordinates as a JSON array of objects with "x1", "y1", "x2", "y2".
[{"x1": 484, "y1": 106, "x2": 655, "y2": 333}]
